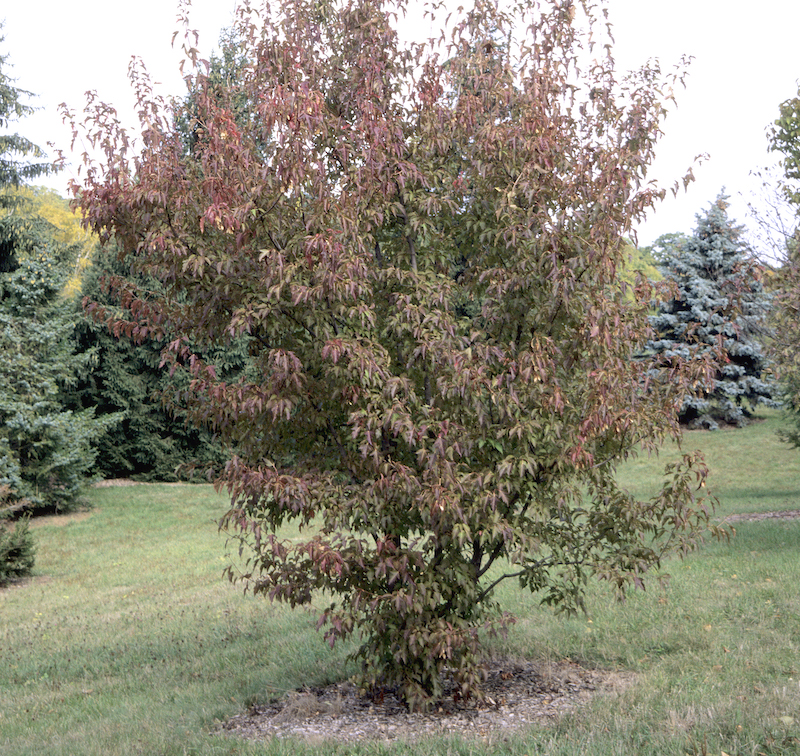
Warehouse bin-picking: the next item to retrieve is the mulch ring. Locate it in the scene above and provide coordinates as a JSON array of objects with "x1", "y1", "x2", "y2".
[{"x1": 218, "y1": 657, "x2": 635, "y2": 745}]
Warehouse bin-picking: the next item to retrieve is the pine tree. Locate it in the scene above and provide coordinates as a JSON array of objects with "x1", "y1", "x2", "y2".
[
  {"x1": 0, "y1": 35, "x2": 52, "y2": 189},
  {"x1": 0, "y1": 29, "x2": 53, "y2": 273},
  {"x1": 649, "y1": 193, "x2": 777, "y2": 428},
  {"x1": 66, "y1": 242, "x2": 249, "y2": 481},
  {"x1": 0, "y1": 37, "x2": 119, "y2": 513}
]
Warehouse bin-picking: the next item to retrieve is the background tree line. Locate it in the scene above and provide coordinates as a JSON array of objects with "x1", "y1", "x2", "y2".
[{"x1": 0, "y1": 28, "x2": 249, "y2": 582}]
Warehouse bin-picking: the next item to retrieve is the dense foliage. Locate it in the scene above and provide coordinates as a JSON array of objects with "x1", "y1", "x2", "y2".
[
  {"x1": 66, "y1": 242, "x2": 248, "y2": 481},
  {"x1": 69, "y1": 0, "x2": 721, "y2": 707},
  {"x1": 768, "y1": 86, "x2": 800, "y2": 447},
  {"x1": 648, "y1": 194, "x2": 777, "y2": 429},
  {"x1": 3, "y1": 185, "x2": 97, "y2": 298},
  {"x1": 0, "y1": 487, "x2": 35, "y2": 586},
  {"x1": 0, "y1": 231, "x2": 119, "y2": 511},
  {"x1": 0, "y1": 40, "x2": 117, "y2": 515}
]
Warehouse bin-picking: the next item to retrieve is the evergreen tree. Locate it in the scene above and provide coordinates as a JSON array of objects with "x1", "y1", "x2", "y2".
[
  {"x1": 0, "y1": 28, "x2": 54, "y2": 274},
  {"x1": 0, "y1": 37, "x2": 118, "y2": 513},
  {"x1": 67, "y1": 242, "x2": 248, "y2": 481},
  {"x1": 649, "y1": 194, "x2": 777, "y2": 428},
  {"x1": 0, "y1": 226, "x2": 121, "y2": 511},
  {"x1": 0, "y1": 32, "x2": 52, "y2": 189}
]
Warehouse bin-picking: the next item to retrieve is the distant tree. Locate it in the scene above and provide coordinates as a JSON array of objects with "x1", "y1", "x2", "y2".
[
  {"x1": 767, "y1": 86, "x2": 800, "y2": 447},
  {"x1": 1, "y1": 186, "x2": 93, "y2": 253},
  {"x1": 69, "y1": 0, "x2": 721, "y2": 708},
  {"x1": 649, "y1": 194, "x2": 777, "y2": 428},
  {"x1": 771, "y1": 90, "x2": 800, "y2": 207},
  {"x1": 0, "y1": 29, "x2": 53, "y2": 275},
  {"x1": 66, "y1": 241, "x2": 248, "y2": 481},
  {"x1": 0, "y1": 32, "x2": 52, "y2": 189},
  {"x1": 0, "y1": 185, "x2": 97, "y2": 298},
  {"x1": 648, "y1": 232, "x2": 692, "y2": 263},
  {"x1": 0, "y1": 39, "x2": 118, "y2": 514},
  {"x1": 622, "y1": 241, "x2": 661, "y2": 288}
]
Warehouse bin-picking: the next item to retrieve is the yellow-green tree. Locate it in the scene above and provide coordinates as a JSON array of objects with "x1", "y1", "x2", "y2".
[{"x1": 0, "y1": 186, "x2": 96, "y2": 296}]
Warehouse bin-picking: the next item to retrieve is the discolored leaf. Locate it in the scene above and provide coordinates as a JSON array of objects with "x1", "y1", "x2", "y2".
[{"x1": 69, "y1": 0, "x2": 723, "y2": 710}]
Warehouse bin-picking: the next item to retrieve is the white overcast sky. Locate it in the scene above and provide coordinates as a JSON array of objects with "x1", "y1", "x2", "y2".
[{"x1": 2, "y1": 0, "x2": 799, "y2": 248}]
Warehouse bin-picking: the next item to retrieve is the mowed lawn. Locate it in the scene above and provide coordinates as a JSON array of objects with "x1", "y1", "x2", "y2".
[{"x1": 1, "y1": 410, "x2": 799, "y2": 756}]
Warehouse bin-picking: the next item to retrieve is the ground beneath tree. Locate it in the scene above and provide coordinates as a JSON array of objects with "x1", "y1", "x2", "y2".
[
  {"x1": 92, "y1": 481, "x2": 799, "y2": 744},
  {"x1": 218, "y1": 511, "x2": 800, "y2": 746},
  {"x1": 218, "y1": 658, "x2": 635, "y2": 745}
]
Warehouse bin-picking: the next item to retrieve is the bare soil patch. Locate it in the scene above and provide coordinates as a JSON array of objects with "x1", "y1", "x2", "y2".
[
  {"x1": 93, "y1": 478, "x2": 197, "y2": 487},
  {"x1": 723, "y1": 509, "x2": 800, "y2": 522},
  {"x1": 220, "y1": 658, "x2": 634, "y2": 745},
  {"x1": 28, "y1": 510, "x2": 93, "y2": 529}
]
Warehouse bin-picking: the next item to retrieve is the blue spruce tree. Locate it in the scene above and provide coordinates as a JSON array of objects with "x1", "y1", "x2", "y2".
[{"x1": 649, "y1": 193, "x2": 777, "y2": 429}]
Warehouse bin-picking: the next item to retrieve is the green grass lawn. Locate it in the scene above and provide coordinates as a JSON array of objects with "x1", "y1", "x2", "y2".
[
  {"x1": 1, "y1": 410, "x2": 799, "y2": 755},
  {"x1": 621, "y1": 410, "x2": 800, "y2": 518}
]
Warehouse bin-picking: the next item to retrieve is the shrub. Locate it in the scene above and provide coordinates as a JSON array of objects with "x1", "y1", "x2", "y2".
[
  {"x1": 69, "y1": 0, "x2": 722, "y2": 709},
  {"x1": 0, "y1": 488, "x2": 35, "y2": 585}
]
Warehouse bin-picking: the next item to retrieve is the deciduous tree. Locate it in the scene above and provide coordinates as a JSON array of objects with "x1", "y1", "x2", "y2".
[
  {"x1": 767, "y1": 86, "x2": 800, "y2": 447},
  {"x1": 69, "y1": 0, "x2": 721, "y2": 708}
]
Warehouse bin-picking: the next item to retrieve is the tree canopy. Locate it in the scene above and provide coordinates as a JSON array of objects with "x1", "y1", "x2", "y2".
[{"x1": 69, "y1": 0, "x2": 721, "y2": 708}]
